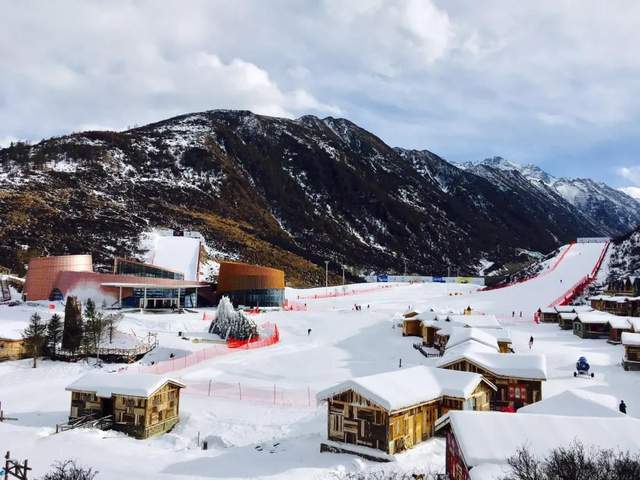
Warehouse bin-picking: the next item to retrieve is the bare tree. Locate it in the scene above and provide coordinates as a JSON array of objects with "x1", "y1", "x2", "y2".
[{"x1": 40, "y1": 459, "x2": 98, "y2": 480}]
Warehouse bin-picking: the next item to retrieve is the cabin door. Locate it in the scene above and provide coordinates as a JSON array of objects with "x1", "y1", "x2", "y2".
[
  {"x1": 101, "y1": 397, "x2": 114, "y2": 417},
  {"x1": 414, "y1": 413, "x2": 423, "y2": 443}
]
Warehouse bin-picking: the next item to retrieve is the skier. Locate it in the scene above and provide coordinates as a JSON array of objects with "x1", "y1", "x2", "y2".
[
  {"x1": 512, "y1": 311, "x2": 515, "y2": 317},
  {"x1": 529, "y1": 336, "x2": 534, "y2": 349},
  {"x1": 307, "y1": 328, "x2": 312, "y2": 336},
  {"x1": 519, "y1": 311, "x2": 522, "y2": 318},
  {"x1": 620, "y1": 400, "x2": 627, "y2": 414},
  {"x1": 399, "y1": 358, "x2": 402, "y2": 368},
  {"x1": 169, "y1": 352, "x2": 175, "y2": 359}
]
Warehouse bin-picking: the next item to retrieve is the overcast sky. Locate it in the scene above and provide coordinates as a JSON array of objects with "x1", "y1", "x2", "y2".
[{"x1": 1, "y1": 0, "x2": 639, "y2": 193}]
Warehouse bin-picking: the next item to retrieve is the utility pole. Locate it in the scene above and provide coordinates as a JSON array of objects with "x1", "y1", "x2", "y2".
[
  {"x1": 324, "y1": 260, "x2": 329, "y2": 294},
  {"x1": 403, "y1": 258, "x2": 407, "y2": 277},
  {"x1": 342, "y1": 265, "x2": 345, "y2": 285}
]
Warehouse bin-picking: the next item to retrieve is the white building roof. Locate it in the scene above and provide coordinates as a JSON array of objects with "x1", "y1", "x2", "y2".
[
  {"x1": 445, "y1": 328, "x2": 500, "y2": 352},
  {"x1": 316, "y1": 366, "x2": 494, "y2": 412},
  {"x1": 576, "y1": 312, "x2": 612, "y2": 324},
  {"x1": 630, "y1": 318, "x2": 640, "y2": 332},
  {"x1": 440, "y1": 411, "x2": 640, "y2": 471},
  {"x1": 558, "y1": 312, "x2": 577, "y2": 320},
  {"x1": 150, "y1": 236, "x2": 201, "y2": 281},
  {"x1": 555, "y1": 305, "x2": 592, "y2": 313},
  {"x1": 607, "y1": 316, "x2": 633, "y2": 329},
  {"x1": 622, "y1": 332, "x2": 640, "y2": 347},
  {"x1": 590, "y1": 295, "x2": 640, "y2": 303},
  {"x1": 66, "y1": 373, "x2": 185, "y2": 398},
  {"x1": 437, "y1": 350, "x2": 547, "y2": 380},
  {"x1": 518, "y1": 389, "x2": 624, "y2": 417}
]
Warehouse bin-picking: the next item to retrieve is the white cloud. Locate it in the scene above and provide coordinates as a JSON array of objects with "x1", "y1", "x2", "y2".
[
  {"x1": 617, "y1": 166, "x2": 640, "y2": 185},
  {"x1": 620, "y1": 187, "x2": 640, "y2": 200}
]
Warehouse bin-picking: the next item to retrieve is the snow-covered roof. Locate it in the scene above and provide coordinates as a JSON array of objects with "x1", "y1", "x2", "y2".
[
  {"x1": 440, "y1": 411, "x2": 640, "y2": 470},
  {"x1": 446, "y1": 314, "x2": 501, "y2": 329},
  {"x1": 555, "y1": 305, "x2": 592, "y2": 313},
  {"x1": 558, "y1": 312, "x2": 577, "y2": 320},
  {"x1": 607, "y1": 316, "x2": 633, "y2": 329},
  {"x1": 631, "y1": 318, "x2": 640, "y2": 332},
  {"x1": 150, "y1": 236, "x2": 201, "y2": 281},
  {"x1": 412, "y1": 312, "x2": 437, "y2": 322},
  {"x1": 316, "y1": 366, "x2": 493, "y2": 412},
  {"x1": 437, "y1": 350, "x2": 547, "y2": 380},
  {"x1": 622, "y1": 332, "x2": 640, "y2": 347},
  {"x1": 576, "y1": 312, "x2": 611, "y2": 324},
  {"x1": 590, "y1": 295, "x2": 640, "y2": 303},
  {"x1": 66, "y1": 373, "x2": 185, "y2": 398},
  {"x1": 518, "y1": 389, "x2": 624, "y2": 417},
  {"x1": 445, "y1": 328, "x2": 499, "y2": 352},
  {"x1": 539, "y1": 307, "x2": 557, "y2": 314},
  {"x1": 468, "y1": 463, "x2": 509, "y2": 480}
]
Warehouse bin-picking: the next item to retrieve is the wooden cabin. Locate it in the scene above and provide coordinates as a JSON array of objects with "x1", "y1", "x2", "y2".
[
  {"x1": 573, "y1": 312, "x2": 611, "y2": 339},
  {"x1": 436, "y1": 411, "x2": 640, "y2": 480},
  {"x1": 590, "y1": 295, "x2": 640, "y2": 317},
  {"x1": 538, "y1": 307, "x2": 559, "y2": 323},
  {"x1": 622, "y1": 332, "x2": 640, "y2": 371},
  {"x1": 66, "y1": 373, "x2": 185, "y2": 439},
  {"x1": 402, "y1": 318, "x2": 422, "y2": 337},
  {"x1": 316, "y1": 366, "x2": 496, "y2": 459},
  {"x1": 607, "y1": 317, "x2": 633, "y2": 344},
  {"x1": 558, "y1": 312, "x2": 577, "y2": 330},
  {"x1": 0, "y1": 337, "x2": 26, "y2": 361},
  {"x1": 421, "y1": 322, "x2": 440, "y2": 347},
  {"x1": 437, "y1": 345, "x2": 547, "y2": 410}
]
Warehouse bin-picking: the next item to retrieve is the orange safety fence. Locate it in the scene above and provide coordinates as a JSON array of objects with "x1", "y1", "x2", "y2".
[
  {"x1": 134, "y1": 322, "x2": 280, "y2": 375},
  {"x1": 283, "y1": 299, "x2": 308, "y2": 311},
  {"x1": 185, "y1": 379, "x2": 317, "y2": 408}
]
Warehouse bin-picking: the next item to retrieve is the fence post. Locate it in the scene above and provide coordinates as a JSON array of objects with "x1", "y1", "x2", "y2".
[
  {"x1": 273, "y1": 384, "x2": 276, "y2": 405},
  {"x1": 238, "y1": 382, "x2": 242, "y2": 400},
  {"x1": 208, "y1": 379, "x2": 212, "y2": 397}
]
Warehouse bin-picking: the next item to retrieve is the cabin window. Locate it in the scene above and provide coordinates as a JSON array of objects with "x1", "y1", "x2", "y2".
[{"x1": 463, "y1": 397, "x2": 475, "y2": 410}]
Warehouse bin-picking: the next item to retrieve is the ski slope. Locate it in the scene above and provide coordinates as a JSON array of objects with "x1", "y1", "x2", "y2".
[{"x1": 1, "y1": 241, "x2": 635, "y2": 480}]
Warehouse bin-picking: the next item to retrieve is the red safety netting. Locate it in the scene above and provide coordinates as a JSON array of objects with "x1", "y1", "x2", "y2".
[
  {"x1": 185, "y1": 380, "x2": 316, "y2": 408},
  {"x1": 547, "y1": 241, "x2": 610, "y2": 308},
  {"x1": 134, "y1": 322, "x2": 280, "y2": 375},
  {"x1": 282, "y1": 299, "x2": 308, "y2": 311}
]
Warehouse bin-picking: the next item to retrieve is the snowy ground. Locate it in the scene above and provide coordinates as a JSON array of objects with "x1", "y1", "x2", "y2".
[{"x1": 1, "y1": 241, "x2": 638, "y2": 479}]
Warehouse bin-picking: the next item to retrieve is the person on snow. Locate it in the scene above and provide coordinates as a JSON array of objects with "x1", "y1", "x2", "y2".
[
  {"x1": 512, "y1": 311, "x2": 515, "y2": 317},
  {"x1": 529, "y1": 336, "x2": 534, "y2": 349},
  {"x1": 519, "y1": 311, "x2": 522, "y2": 317},
  {"x1": 307, "y1": 328, "x2": 312, "y2": 336},
  {"x1": 620, "y1": 400, "x2": 627, "y2": 414}
]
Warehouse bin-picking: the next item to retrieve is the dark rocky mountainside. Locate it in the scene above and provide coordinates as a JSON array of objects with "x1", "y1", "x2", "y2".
[
  {"x1": 0, "y1": 110, "x2": 635, "y2": 286},
  {"x1": 608, "y1": 226, "x2": 640, "y2": 281}
]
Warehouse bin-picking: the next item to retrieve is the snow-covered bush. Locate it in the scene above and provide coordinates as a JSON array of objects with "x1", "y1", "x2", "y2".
[{"x1": 208, "y1": 296, "x2": 257, "y2": 340}]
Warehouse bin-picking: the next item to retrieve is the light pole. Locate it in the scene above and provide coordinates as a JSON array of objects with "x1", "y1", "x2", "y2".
[
  {"x1": 325, "y1": 260, "x2": 329, "y2": 294},
  {"x1": 342, "y1": 265, "x2": 345, "y2": 286},
  {"x1": 403, "y1": 258, "x2": 407, "y2": 278}
]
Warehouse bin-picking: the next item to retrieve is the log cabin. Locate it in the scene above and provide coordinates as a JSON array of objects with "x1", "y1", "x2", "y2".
[
  {"x1": 517, "y1": 389, "x2": 624, "y2": 417},
  {"x1": 435, "y1": 411, "x2": 640, "y2": 480},
  {"x1": 0, "y1": 337, "x2": 26, "y2": 361},
  {"x1": 538, "y1": 307, "x2": 559, "y2": 323},
  {"x1": 622, "y1": 332, "x2": 640, "y2": 371},
  {"x1": 402, "y1": 318, "x2": 422, "y2": 337},
  {"x1": 65, "y1": 373, "x2": 185, "y2": 439},
  {"x1": 590, "y1": 294, "x2": 640, "y2": 317},
  {"x1": 437, "y1": 343, "x2": 547, "y2": 410},
  {"x1": 316, "y1": 366, "x2": 496, "y2": 460},
  {"x1": 558, "y1": 312, "x2": 577, "y2": 330},
  {"x1": 572, "y1": 312, "x2": 611, "y2": 339},
  {"x1": 606, "y1": 316, "x2": 633, "y2": 344}
]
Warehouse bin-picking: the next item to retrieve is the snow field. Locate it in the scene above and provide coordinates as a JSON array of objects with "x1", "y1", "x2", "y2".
[{"x1": 1, "y1": 241, "x2": 637, "y2": 479}]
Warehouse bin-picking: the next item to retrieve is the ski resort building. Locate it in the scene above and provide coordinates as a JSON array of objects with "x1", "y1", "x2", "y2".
[
  {"x1": 216, "y1": 261, "x2": 285, "y2": 307},
  {"x1": 590, "y1": 294, "x2": 640, "y2": 317},
  {"x1": 0, "y1": 337, "x2": 26, "y2": 361},
  {"x1": 316, "y1": 366, "x2": 496, "y2": 459},
  {"x1": 435, "y1": 411, "x2": 640, "y2": 480},
  {"x1": 517, "y1": 389, "x2": 624, "y2": 417},
  {"x1": 622, "y1": 332, "x2": 640, "y2": 371},
  {"x1": 437, "y1": 345, "x2": 547, "y2": 410},
  {"x1": 572, "y1": 312, "x2": 611, "y2": 339},
  {"x1": 65, "y1": 373, "x2": 185, "y2": 439},
  {"x1": 538, "y1": 307, "x2": 559, "y2": 323},
  {"x1": 606, "y1": 316, "x2": 634, "y2": 344},
  {"x1": 558, "y1": 312, "x2": 578, "y2": 329}
]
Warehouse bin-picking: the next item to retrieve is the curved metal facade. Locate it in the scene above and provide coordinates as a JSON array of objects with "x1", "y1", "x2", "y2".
[
  {"x1": 24, "y1": 254, "x2": 93, "y2": 301},
  {"x1": 217, "y1": 261, "x2": 285, "y2": 307}
]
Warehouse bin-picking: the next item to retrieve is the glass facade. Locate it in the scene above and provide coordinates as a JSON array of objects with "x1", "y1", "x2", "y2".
[
  {"x1": 121, "y1": 287, "x2": 198, "y2": 309},
  {"x1": 115, "y1": 259, "x2": 184, "y2": 280},
  {"x1": 224, "y1": 288, "x2": 284, "y2": 308}
]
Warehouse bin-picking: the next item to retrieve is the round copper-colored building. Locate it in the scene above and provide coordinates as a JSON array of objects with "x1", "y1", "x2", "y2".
[
  {"x1": 24, "y1": 254, "x2": 93, "y2": 301},
  {"x1": 217, "y1": 261, "x2": 285, "y2": 307}
]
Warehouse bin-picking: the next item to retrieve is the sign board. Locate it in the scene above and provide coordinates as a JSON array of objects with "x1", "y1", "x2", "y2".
[{"x1": 376, "y1": 274, "x2": 389, "y2": 283}]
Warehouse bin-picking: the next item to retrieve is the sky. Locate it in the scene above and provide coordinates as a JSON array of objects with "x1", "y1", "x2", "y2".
[{"x1": 1, "y1": 0, "x2": 639, "y2": 194}]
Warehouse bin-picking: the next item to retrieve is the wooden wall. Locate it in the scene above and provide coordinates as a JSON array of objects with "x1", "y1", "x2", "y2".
[
  {"x1": 441, "y1": 360, "x2": 543, "y2": 408},
  {"x1": 0, "y1": 338, "x2": 26, "y2": 361}
]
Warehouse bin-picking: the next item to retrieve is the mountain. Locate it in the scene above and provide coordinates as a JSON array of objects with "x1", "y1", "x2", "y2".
[
  {"x1": 0, "y1": 110, "x2": 634, "y2": 286},
  {"x1": 460, "y1": 156, "x2": 640, "y2": 236},
  {"x1": 608, "y1": 227, "x2": 640, "y2": 281}
]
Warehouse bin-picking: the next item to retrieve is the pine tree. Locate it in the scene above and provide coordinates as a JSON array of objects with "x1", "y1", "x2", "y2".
[
  {"x1": 22, "y1": 312, "x2": 47, "y2": 368},
  {"x1": 62, "y1": 296, "x2": 83, "y2": 353},
  {"x1": 84, "y1": 298, "x2": 106, "y2": 358},
  {"x1": 46, "y1": 313, "x2": 63, "y2": 358}
]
